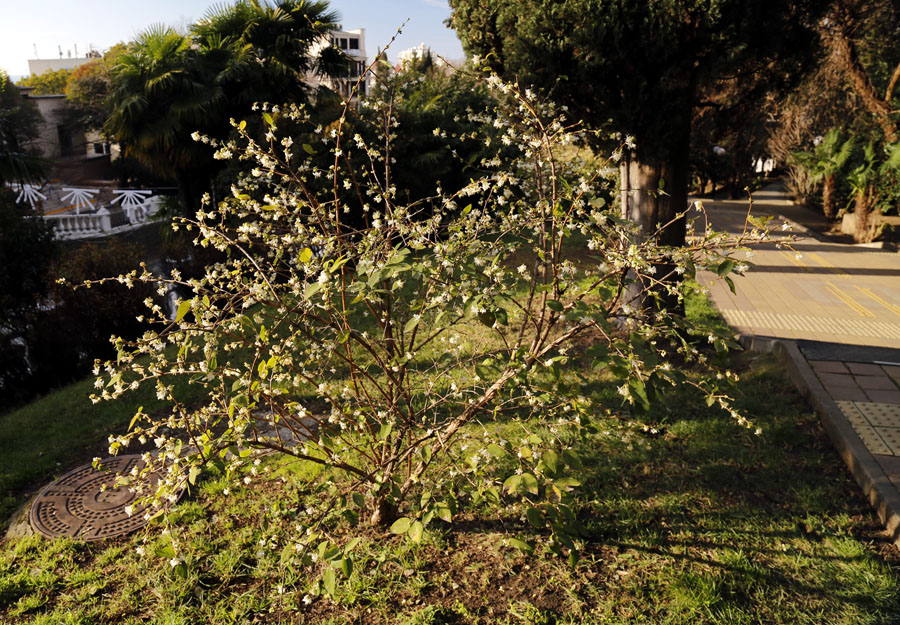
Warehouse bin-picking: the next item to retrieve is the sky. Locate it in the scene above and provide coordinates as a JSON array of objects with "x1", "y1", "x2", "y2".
[{"x1": 0, "y1": 0, "x2": 465, "y2": 79}]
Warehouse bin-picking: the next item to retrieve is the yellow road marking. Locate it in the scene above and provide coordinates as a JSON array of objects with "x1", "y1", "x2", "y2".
[
  {"x1": 825, "y1": 281, "x2": 875, "y2": 317},
  {"x1": 779, "y1": 251, "x2": 808, "y2": 270},
  {"x1": 808, "y1": 252, "x2": 851, "y2": 279},
  {"x1": 857, "y1": 286, "x2": 900, "y2": 317},
  {"x1": 43, "y1": 204, "x2": 75, "y2": 216}
]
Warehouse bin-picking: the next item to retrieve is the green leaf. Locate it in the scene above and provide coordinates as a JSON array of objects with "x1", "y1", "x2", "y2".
[
  {"x1": 322, "y1": 567, "x2": 336, "y2": 596},
  {"x1": 541, "y1": 450, "x2": 560, "y2": 476},
  {"x1": 503, "y1": 474, "x2": 522, "y2": 494},
  {"x1": 508, "y1": 538, "x2": 534, "y2": 554},
  {"x1": 568, "y1": 550, "x2": 580, "y2": 568},
  {"x1": 175, "y1": 300, "x2": 191, "y2": 322},
  {"x1": 404, "y1": 316, "x2": 420, "y2": 334},
  {"x1": 154, "y1": 544, "x2": 176, "y2": 559},
  {"x1": 263, "y1": 112, "x2": 274, "y2": 127},
  {"x1": 188, "y1": 466, "x2": 201, "y2": 486},
  {"x1": 299, "y1": 248, "x2": 313, "y2": 264},
  {"x1": 477, "y1": 310, "x2": 496, "y2": 327},
  {"x1": 303, "y1": 143, "x2": 315, "y2": 155},
  {"x1": 525, "y1": 507, "x2": 545, "y2": 528},
  {"x1": 390, "y1": 518, "x2": 412, "y2": 534},
  {"x1": 546, "y1": 300, "x2": 564, "y2": 312},
  {"x1": 487, "y1": 443, "x2": 507, "y2": 458},
  {"x1": 520, "y1": 473, "x2": 539, "y2": 495},
  {"x1": 408, "y1": 520, "x2": 424, "y2": 543},
  {"x1": 716, "y1": 260, "x2": 735, "y2": 277},
  {"x1": 435, "y1": 504, "x2": 452, "y2": 523},
  {"x1": 340, "y1": 556, "x2": 353, "y2": 577},
  {"x1": 238, "y1": 119, "x2": 247, "y2": 131}
]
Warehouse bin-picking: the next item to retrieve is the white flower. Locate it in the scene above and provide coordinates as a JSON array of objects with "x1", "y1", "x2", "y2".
[{"x1": 169, "y1": 556, "x2": 181, "y2": 568}]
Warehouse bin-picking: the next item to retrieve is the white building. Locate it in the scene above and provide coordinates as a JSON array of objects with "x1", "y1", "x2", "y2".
[
  {"x1": 309, "y1": 27, "x2": 375, "y2": 100},
  {"x1": 27, "y1": 51, "x2": 100, "y2": 77}
]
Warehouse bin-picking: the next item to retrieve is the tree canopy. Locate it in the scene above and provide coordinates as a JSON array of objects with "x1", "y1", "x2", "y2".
[
  {"x1": 0, "y1": 70, "x2": 47, "y2": 185},
  {"x1": 448, "y1": 0, "x2": 823, "y2": 244},
  {"x1": 105, "y1": 0, "x2": 345, "y2": 210}
]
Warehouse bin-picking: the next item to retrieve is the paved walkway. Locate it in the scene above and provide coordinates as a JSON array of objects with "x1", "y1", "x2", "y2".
[
  {"x1": 697, "y1": 181, "x2": 900, "y2": 543},
  {"x1": 699, "y1": 183, "x2": 900, "y2": 347}
]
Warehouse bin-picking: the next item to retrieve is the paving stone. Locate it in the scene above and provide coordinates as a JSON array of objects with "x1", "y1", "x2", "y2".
[
  {"x1": 817, "y1": 373, "x2": 862, "y2": 388},
  {"x1": 849, "y1": 424, "x2": 893, "y2": 455},
  {"x1": 865, "y1": 390, "x2": 900, "y2": 404},
  {"x1": 847, "y1": 363, "x2": 887, "y2": 376},
  {"x1": 855, "y1": 402, "x2": 900, "y2": 427},
  {"x1": 877, "y1": 427, "x2": 900, "y2": 454},
  {"x1": 884, "y1": 365, "x2": 900, "y2": 380},
  {"x1": 829, "y1": 386, "x2": 871, "y2": 402},
  {"x1": 809, "y1": 360, "x2": 850, "y2": 374},
  {"x1": 856, "y1": 376, "x2": 900, "y2": 391},
  {"x1": 836, "y1": 400, "x2": 869, "y2": 425},
  {"x1": 874, "y1": 453, "x2": 900, "y2": 478}
]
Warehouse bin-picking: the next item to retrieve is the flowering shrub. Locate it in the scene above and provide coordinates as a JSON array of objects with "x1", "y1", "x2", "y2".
[{"x1": 93, "y1": 73, "x2": 766, "y2": 590}]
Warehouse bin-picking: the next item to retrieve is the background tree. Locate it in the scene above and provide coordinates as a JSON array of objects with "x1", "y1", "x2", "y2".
[
  {"x1": 0, "y1": 70, "x2": 47, "y2": 185},
  {"x1": 65, "y1": 45, "x2": 126, "y2": 132},
  {"x1": 0, "y1": 187, "x2": 57, "y2": 404},
  {"x1": 360, "y1": 50, "x2": 498, "y2": 208},
  {"x1": 105, "y1": 0, "x2": 345, "y2": 213},
  {"x1": 448, "y1": 0, "x2": 823, "y2": 248},
  {"x1": 16, "y1": 68, "x2": 72, "y2": 95},
  {"x1": 791, "y1": 129, "x2": 855, "y2": 219},
  {"x1": 27, "y1": 239, "x2": 158, "y2": 389}
]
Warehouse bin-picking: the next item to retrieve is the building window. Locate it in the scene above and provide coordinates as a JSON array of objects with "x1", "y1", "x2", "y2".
[
  {"x1": 94, "y1": 143, "x2": 104, "y2": 155},
  {"x1": 349, "y1": 38, "x2": 359, "y2": 50},
  {"x1": 339, "y1": 38, "x2": 347, "y2": 49}
]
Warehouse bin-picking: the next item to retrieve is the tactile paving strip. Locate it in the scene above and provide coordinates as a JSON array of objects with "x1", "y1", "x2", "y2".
[
  {"x1": 837, "y1": 401, "x2": 900, "y2": 456},
  {"x1": 29, "y1": 455, "x2": 178, "y2": 541}
]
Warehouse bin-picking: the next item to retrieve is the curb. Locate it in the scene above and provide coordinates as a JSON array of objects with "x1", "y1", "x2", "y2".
[{"x1": 739, "y1": 334, "x2": 900, "y2": 545}]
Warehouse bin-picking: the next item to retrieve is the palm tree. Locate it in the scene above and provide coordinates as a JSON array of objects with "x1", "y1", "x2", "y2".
[
  {"x1": 792, "y1": 128, "x2": 854, "y2": 220},
  {"x1": 106, "y1": 2, "x2": 346, "y2": 212},
  {"x1": 191, "y1": 0, "x2": 345, "y2": 108}
]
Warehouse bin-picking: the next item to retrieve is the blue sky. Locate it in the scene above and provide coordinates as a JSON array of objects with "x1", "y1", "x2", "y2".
[{"x1": 0, "y1": 0, "x2": 465, "y2": 78}]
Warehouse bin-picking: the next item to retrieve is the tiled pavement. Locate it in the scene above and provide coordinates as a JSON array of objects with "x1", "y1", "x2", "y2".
[{"x1": 697, "y1": 182, "x2": 900, "y2": 543}]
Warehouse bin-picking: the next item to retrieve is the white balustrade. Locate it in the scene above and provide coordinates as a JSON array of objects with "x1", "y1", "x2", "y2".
[{"x1": 29, "y1": 186, "x2": 162, "y2": 239}]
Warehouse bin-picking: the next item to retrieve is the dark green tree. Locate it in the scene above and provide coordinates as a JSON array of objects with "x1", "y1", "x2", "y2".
[
  {"x1": 0, "y1": 187, "x2": 57, "y2": 403},
  {"x1": 363, "y1": 50, "x2": 498, "y2": 208},
  {"x1": 0, "y1": 70, "x2": 47, "y2": 185},
  {"x1": 448, "y1": 0, "x2": 823, "y2": 246}
]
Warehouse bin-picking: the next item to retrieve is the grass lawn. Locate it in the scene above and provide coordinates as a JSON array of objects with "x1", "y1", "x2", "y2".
[
  {"x1": 0, "y1": 362, "x2": 207, "y2": 524},
  {"x1": 1, "y1": 333, "x2": 900, "y2": 623}
]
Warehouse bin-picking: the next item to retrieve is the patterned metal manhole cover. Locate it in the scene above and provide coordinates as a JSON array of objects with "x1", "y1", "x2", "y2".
[{"x1": 29, "y1": 455, "x2": 174, "y2": 541}]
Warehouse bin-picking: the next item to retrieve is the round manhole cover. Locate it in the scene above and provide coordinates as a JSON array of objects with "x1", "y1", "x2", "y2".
[{"x1": 29, "y1": 455, "x2": 173, "y2": 541}]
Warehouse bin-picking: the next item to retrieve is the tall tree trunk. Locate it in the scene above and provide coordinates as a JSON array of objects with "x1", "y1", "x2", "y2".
[
  {"x1": 822, "y1": 174, "x2": 837, "y2": 220},
  {"x1": 619, "y1": 145, "x2": 689, "y2": 312}
]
